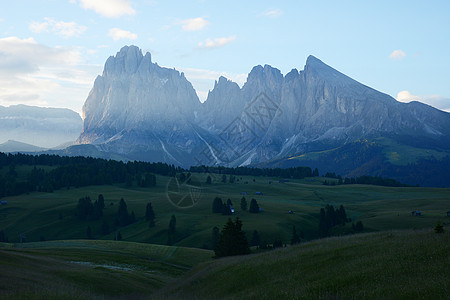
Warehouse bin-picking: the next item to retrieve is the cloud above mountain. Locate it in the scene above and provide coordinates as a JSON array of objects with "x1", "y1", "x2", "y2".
[
  {"x1": 198, "y1": 36, "x2": 236, "y2": 49},
  {"x1": 108, "y1": 28, "x2": 138, "y2": 41},
  {"x1": 70, "y1": 0, "x2": 136, "y2": 18},
  {"x1": 178, "y1": 17, "x2": 209, "y2": 31},
  {"x1": 389, "y1": 50, "x2": 406, "y2": 60},
  {"x1": 30, "y1": 18, "x2": 87, "y2": 38},
  {"x1": 397, "y1": 90, "x2": 450, "y2": 112}
]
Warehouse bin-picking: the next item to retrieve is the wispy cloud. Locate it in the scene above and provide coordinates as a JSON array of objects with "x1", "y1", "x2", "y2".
[
  {"x1": 178, "y1": 17, "x2": 209, "y2": 31},
  {"x1": 30, "y1": 18, "x2": 87, "y2": 38},
  {"x1": 389, "y1": 49, "x2": 406, "y2": 60},
  {"x1": 70, "y1": 0, "x2": 135, "y2": 18},
  {"x1": 396, "y1": 90, "x2": 450, "y2": 112},
  {"x1": 396, "y1": 90, "x2": 420, "y2": 103},
  {"x1": 108, "y1": 28, "x2": 138, "y2": 41},
  {"x1": 0, "y1": 37, "x2": 99, "y2": 113},
  {"x1": 198, "y1": 36, "x2": 236, "y2": 49},
  {"x1": 262, "y1": 9, "x2": 283, "y2": 18}
]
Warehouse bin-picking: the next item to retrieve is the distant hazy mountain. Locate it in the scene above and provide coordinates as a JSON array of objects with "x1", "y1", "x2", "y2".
[
  {"x1": 0, "y1": 105, "x2": 82, "y2": 149},
  {"x1": 74, "y1": 45, "x2": 450, "y2": 186},
  {"x1": 0, "y1": 140, "x2": 46, "y2": 153}
]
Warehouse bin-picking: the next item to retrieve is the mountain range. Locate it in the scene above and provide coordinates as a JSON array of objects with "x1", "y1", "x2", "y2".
[
  {"x1": 3, "y1": 45, "x2": 449, "y2": 186},
  {"x1": 71, "y1": 45, "x2": 450, "y2": 186}
]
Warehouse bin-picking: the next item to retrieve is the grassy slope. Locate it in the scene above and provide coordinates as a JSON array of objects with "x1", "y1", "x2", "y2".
[
  {"x1": 0, "y1": 239, "x2": 212, "y2": 299},
  {"x1": 158, "y1": 229, "x2": 450, "y2": 299},
  {"x1": 1, "y1": 172, "x2": 449, "y2": 248}
]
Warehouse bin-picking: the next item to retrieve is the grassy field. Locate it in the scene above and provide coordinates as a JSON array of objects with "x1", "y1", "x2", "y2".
[
  {"x1": 0, "y1": 239, "x2": 212, "y2": 299},
  {"x1": 1, "y1": 172, "x2": 449, "y2": 248},
  {"x1": 1, "y1": 171, "x2": 449, "y2": 299},
  {"x1": 157, "y1": 228, "x2": 450, "y2": 299}
]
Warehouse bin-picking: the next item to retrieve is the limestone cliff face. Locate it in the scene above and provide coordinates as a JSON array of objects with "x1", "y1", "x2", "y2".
[{"x1": 77, "y1": 45, "x2": 450, "y2": 167}]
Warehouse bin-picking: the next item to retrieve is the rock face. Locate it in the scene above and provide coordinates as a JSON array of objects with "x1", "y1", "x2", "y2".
[
  {"x1": 77, "y1": 45, "x2": 450, "y2": 172},
  {"x1": 78, "y1": 46, "x2": 204, "y2": 165},
  {"x1": 0, "y1": 105, "x2": 82, "y2": 148}
]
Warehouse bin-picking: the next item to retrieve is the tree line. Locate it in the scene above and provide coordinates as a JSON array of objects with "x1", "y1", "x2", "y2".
[
  {"x1": 0, "y1": 152, "x2": 175, "y2": 197},
  {"x1": 190, "y1": 165, "x2": 318, "y2": 179}
]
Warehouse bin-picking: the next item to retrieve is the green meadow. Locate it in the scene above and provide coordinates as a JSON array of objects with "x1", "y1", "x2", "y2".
[{"x1": 1, "y1": 170, "x2": 449, "y2": 298}]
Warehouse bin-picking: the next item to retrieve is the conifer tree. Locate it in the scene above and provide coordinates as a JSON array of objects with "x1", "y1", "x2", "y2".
[
  {"x1": 146, "y1": 202, "x2": 156, "y2": 227},
  {"x1": 249, "y1": 198, "x2": 260, "y2": 213},
  {"x1": 215, "y1": 217, "x2": 250, "y2": 257},
  {"x1": 291, "y1": 225, "x2": 301, "y2": 245},
  {"x1": 240, "y1": 197, "x2": 247, "y2": 211}
]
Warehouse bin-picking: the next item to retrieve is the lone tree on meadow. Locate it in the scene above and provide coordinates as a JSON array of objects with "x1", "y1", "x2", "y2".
[
  {"x1": 214, "y1": 217, "x2": 250, "y2": 258},
  {"x1": 212, "y1": 197, "x2": 222, "y2": 213},
  {"x1": 291, "y1": 225, "x2": 301, "y2": 245},
  {"x1": 167, "y1": 215, "x2": 176, "y2": 245},
  {"x1": 145, "y1": 202, "x2": 156, "y2": 227},
  {"x1": 240, "y1": 197, "x2": 247, "y2": 211},
  {"x1": 249, "y1": 198, "x2": 260, "y2": 213}
]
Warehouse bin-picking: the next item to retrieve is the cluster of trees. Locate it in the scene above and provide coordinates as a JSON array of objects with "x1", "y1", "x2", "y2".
[
  {"x1": 214, "y1": 217, "x2": 250, "y2": 258},
  {"x1": 76, "y1": 194, "x2": 105, "y2": 220},
  {"x1": 75, "y1": 195, "x2": 142, "y2": 239},
  {"x1": 323, "y1": 173, "x2": 409, "y2": 187},
  {"x1": 0, "y1": 152, "x2": 178, "y2": 198},
  {"x1": 212, "y1": 197, "x2": 261, "y2": 214},
  {"x1": 318, "y1": 204, "x2": 349, "y2": 237},
  {"x1": 212, "y1": 197, "x2": 234, "y2": 215},
  {"x1": 190, "y1": 165, "x2": 317, "y2": 180}
]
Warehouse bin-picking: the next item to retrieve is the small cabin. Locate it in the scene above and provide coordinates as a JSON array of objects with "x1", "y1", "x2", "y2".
[
  {"x1": 288, "y1": 210, "x2": 294, "y2": 214},
  {"x1": 411, "y1": 210, "x2": 422, "y2": 216},
  {"x1": 255, "y1": 192, "x2": 263, "y2": 195},
  {"x1": 0, "y1": 200, "x2": 7, "y2": 205},
  {"x1": 240, "y1": 192, "x2": 247, "y2": 195}
]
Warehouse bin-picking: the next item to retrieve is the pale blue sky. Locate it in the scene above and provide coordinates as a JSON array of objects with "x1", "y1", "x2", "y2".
[{"x1": 1, "y1": 0, "x2": 449, "y2": 115}]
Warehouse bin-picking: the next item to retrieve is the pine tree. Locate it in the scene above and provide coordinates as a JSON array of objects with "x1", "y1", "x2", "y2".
[
  {"x1": 291, "y1": 226, "x2": 301, "y2": 245},
  {"x1": 167, "y1": 215, "x2": 176, "y2": 245},
  {"x1": 251, "y1": 230, "x2": 260, "y2": 247},
  {"x1": 214, "y1": 217, "x2": 250, "y2": 258},
  {"x1": 221, "y1": 174, "x2": 227, "y2": 183},
  {"x1": 240, "y1": 197, "x2": 247, "y2": 211},
  {"x1": 319, "y1": 208, "x2": 328, "y2": 237},
  {"x1": 206, "y1": 175, "x2": 212, "y2": 184},
  {"x1": 249, "y1": 198, "x2": 260, "y2": 213},
  {"x1": 434, "y1": 221, "x2": 444, "y2": 234},
  {"x1": 117, "y1": 198, "x2": 129, "y2": 226},
  {"x1": 86, "y1": 226, "x2": 92, "y2": 239},
  {"x1": 97, "y1": 194, "x2": 105, "y2": 210},
  {"x1": 212, "y1": 197, "x2": 223, "y2": 213},
  {"x1": 146, "y1": 202, "x2": 156, "y2": 227},
  {"x1": 212, "y1": 226, "x2": 220, "y2": 249}
]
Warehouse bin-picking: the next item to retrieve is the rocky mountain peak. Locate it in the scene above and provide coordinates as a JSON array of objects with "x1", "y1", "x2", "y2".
[{"x1": 103, "y1": 45, "x2": 146, "y2": 77}]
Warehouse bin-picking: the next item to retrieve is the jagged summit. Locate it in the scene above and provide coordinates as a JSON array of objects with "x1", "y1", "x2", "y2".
[{"x1": 76, "y1": 46, "x2": 450, "y2": 176}]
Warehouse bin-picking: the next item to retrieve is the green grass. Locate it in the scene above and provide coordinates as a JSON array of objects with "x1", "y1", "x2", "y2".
[
  {"x1": 157, "y1": 228, "x2": 450, "y2": 299},
  {"x1": 0, "y1": 239, "x2": 212, "y2": 299},
  {"x1": 1, "y1": 171, "x2": 449, "y2": 298},
  {"x1": 375, "y1": 137, "x2": 450, "y2": 165},
  {"x1": 1, "y1": 173, "x2": 449, "y2": 247}
]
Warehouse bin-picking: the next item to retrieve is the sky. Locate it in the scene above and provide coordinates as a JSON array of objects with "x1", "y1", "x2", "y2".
[{"x1": 1, "y1": 0, "x2": 450, "y2": 116}]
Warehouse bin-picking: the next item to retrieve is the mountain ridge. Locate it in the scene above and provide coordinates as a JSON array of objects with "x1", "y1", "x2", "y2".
[{"x1": 73, "y1": 45, "x2": 450, "y2": 186}]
